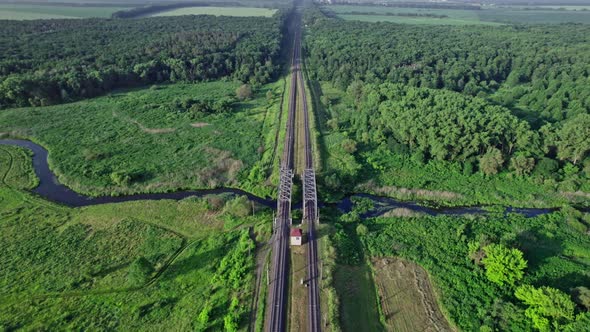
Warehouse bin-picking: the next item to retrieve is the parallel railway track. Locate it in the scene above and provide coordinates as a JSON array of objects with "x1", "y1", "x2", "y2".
[{"x1": 266, "y1": 8, "x2": 320, "y2": 331}]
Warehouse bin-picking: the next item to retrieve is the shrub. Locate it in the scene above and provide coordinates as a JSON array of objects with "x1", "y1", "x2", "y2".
[
  {"x1": 482, "y1": 244, "x2": 527, "y2": 287},
  {"x1": 110, "y1": 171, "x2": 132, "y2": 186},
  {"x1": 236, "y1": 84, "x2": 252, "y2": 100},
  {"x1": 479, "y1": 148, "x2": 504, "y2": 176},
  {"x1": 127, "y1": 257, "x2": 154, "y2": 286}
]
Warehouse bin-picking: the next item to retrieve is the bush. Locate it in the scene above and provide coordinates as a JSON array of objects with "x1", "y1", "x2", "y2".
[
  {"x1": 533, "y1": 158, "x2": 559, "y2": 179},
  {"x1": 482, "y1": 244, "x2": 527, "y2": 287},
  {"x1": 479, "y1": 148, "x2": 504, "y2": 176},
  {"x1": 127, "y1": 257, "x2": 154, "y2": 286},
  {"x1": 236, "y1": 84, "x2": 252, "y2": 100},
  {"x1": 110, "y1": 171, "x2": 132, "y2": 186}
]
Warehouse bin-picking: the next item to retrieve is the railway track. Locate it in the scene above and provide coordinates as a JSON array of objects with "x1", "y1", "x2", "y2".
[
  {"x1": 266, "y1": 8, "x2": 320, "y2": 331},
  {"x1": 297, "y1": 29, "x2": 322, "y2": 332},
  {"x1": 266, "y1": 19, "x2": 297, "y2": 332}
]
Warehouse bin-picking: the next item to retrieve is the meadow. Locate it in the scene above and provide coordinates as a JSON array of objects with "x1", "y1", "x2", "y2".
[
  {"x1": 324, "y1": 5, "x2": 590, "y2": 25},
  {"x1": 324, "y1": 5, "x2": 499, "y2": 25},
  {"x1": 150, "y1": 6, "x2": 277, "y2": 18},
  {"x1": 0, "y1": 4, "x2": 129, "y2": 19},
  {"x1": 0, "y1": 144, "x2": 272, "y2": 330},
  {"x1": 330, "y1": 198, "x2": 590, "y2": 331},
  {"x1": 0, "y1": 80, "x2": 285, "y2": 198}
]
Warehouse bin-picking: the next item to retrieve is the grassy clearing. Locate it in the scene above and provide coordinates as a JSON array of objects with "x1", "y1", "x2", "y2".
[
  {"x1": 324, "y1": 5, "x2": 590, "y2": 25},
  {"x1": 0, "y1": 144, "x2": 271, "y2": 330},
  {"x1": 289, "y1": 242, "x2": 308, "y2": 332},
  {"x1": 325, "y1": 5, "x2": 500, "y2": 25},
  {"x1": 150, "y1": 6, "x2": 276, "y2": 17},
  {"x1": 0, "y1": 80, "x2": 284, "y2": 198},
  {"x1": 479, "y1": 8, "x2": 590, "y2": 24},
  {"x1": 333, "y1": 264, "x2": 382, "y2": 332},
  {"x1": 371, "y1": 257, "x2": 453, "y2": 332},
  {"x1": 0, "y1": 4, "x2": 128, "y2": 19}
]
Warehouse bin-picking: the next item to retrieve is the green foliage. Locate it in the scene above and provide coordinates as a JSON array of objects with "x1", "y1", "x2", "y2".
[
  {"x1": 236, "y1": 84, "x2": 253, "y2": 100},
  {"x1": 306, "y1": 15, "x2": 590, "y2": 205},
  {"x1": 350, "y1": 197, "x2": 374, "y2": 214},
  {"x1": 126, "y1": 257, "x2": 154, "y2": 286},
  {"x1": 481, "y1": 244, "x2": 527, "y2": 287},
  {"x1": 572, "y1": 287, "x2": 590, "y2": 310},
  {"x1": 0, "y1": 80, "x2": 284, "y2": 197},
  {"x1": 223, "y1": 195, "x2": 252, "y2": 218},
  {"x1": 480, "y1": 148, "x2": 505, "y2": 176},
  {"x1": 0, "y1": 145, "x2": 38, "y2": 190},
  {"x1": 515, "y1": 285, "x2": 576, "y2": 331},
  {"x1": 356, "y1": 224, "x2": 368, "y2": 237},
  {"x1": 362, "y1": 211, "x2": 590, "y2": 330},
  {"x1": 332, "y1": 226, "x2": 362, "y2": 265},
  {"x1": 510, "y1": 155, "x2": 536, "y2": 177},
  {"x1": 0, "y1": 14, "x2": 284, "y2": 108},
  {"x1": 306, "y1": 17, "x2": 590, "y2": 124},
  {"x1": 555, "y1": 114, "x2": 590, "y2": 165},
  {"x1": 110, "y1": 171, "x2": 132, "y2": 186},
  {"x1": 213, "y1": 230, "x2": 255, "y2": 289},
  {"x1": 0, "y1": 152, "x2": 269, "y2": 330}
]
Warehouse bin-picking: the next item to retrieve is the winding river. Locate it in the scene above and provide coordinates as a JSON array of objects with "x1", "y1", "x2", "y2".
[{"x1": 0, "y1": 139, "x2": 584, "y2": 217}]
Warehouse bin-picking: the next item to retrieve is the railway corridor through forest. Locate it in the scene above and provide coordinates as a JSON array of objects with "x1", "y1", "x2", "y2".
[{"x1": 265, "y1": 5, "x2": 321, "y2": 332}]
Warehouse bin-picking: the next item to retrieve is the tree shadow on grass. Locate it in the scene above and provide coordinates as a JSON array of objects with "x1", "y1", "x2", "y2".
[
  {"x1": 540, "y1": 271, "x2": 590, "y2": 291},
  {"x1": 517, "y1": 228, "x2": 564, "y2": 272},
  {"x1": 160, "y1": 247, "x2": 220, "y2": 282}
]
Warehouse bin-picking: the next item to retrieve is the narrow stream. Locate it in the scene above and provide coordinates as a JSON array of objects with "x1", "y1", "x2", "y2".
[
  {"x1": 0, "y1": 139, "x2": 274, "y2": 208},
  {"x1": 1, "y1": 139, "x2": 584, "y2": 217}
]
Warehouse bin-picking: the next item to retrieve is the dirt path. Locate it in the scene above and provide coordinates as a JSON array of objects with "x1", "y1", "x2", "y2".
[
  {"x1": 372, "y1": 257, "x2": 455, "y2": 332},
  {"x1": 112, "y1": 111, "x2": 176, "y2": 134},
  {"x1": 249, "y1": 228, "x2": 270, "y2": 332}
]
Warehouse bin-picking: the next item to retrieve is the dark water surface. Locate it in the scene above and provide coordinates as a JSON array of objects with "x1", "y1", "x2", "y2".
[
  {"x1": 1, "y1": 139, "x2": 583, "y2": 217},
  {"x1": 0, "y1": 139, "x2": 275, "y2": 207}
]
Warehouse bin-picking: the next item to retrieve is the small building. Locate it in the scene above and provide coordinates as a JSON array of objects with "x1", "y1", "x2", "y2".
[{"x1": 290, "y1": 228, "x2": 303, "y2": 246}]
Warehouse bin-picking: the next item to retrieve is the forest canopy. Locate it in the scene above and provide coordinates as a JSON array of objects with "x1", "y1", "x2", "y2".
[
  {"x1": 304, "y1": 10, "x2": 590, "y2": 188},
  {"x1": 0, "y1": 12, "x2": 287, "y2": 108},
  {"x1": 303, "y1": 15, "x2": 590, "y2": 125}
]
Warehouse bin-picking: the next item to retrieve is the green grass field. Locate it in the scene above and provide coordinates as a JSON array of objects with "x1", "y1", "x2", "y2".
[
  {"x1": 325, "y1": 5, "x2": 590, "y2": 25},
  {"x1": 326, "y1": 5, "x2": 500, "y2": 25},
  {"x1": 479, "y1": 8, "x2": 590, "y2": 24},
  {"x1": 0, "y1": 144, "x2": 271, "y2": 330},
  {"x1": 0, "y1": 4, "x2": 129, "y2": 19},
  {"x1": 150, "y1": 6, "x2": 277, "y2": 18},
  {"x1": 0, "y1": 80, "x2": 285, "y2": 198},
  {"x1": 334, "y1": 264, "x2": 383, "y2": 332}
]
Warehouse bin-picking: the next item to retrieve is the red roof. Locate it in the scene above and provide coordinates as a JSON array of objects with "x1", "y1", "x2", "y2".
[{"x1": 290, "y1": 228, "x2": 302, "y2": 237}]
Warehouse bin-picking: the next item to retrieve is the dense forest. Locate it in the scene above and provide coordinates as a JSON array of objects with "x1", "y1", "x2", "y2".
[
  {"x1": 304, "y1": 10, "x2": 590, "y2": 194},
  {"x1": 0, "y1": 12, "x2": 287, "y2": 108},
  {"x1": 304, "y1": 15, "x2": 590, "y2": 124}
]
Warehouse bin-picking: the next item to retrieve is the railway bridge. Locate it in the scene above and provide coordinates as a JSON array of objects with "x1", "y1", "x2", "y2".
[{"x1": 265, "y1": 7, "x2": 321, "y2": 332}]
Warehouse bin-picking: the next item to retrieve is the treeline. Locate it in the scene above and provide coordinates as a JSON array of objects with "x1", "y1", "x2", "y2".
[
  {"x1": 0, "y1": 13, "x2": 287, "y2": 108},
  {"x1": 303, "y1": 15, "x2": 590, "y2": 124},
  {"x1": 111, "y1": 2, "x2": 241, "y2": 18}
]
